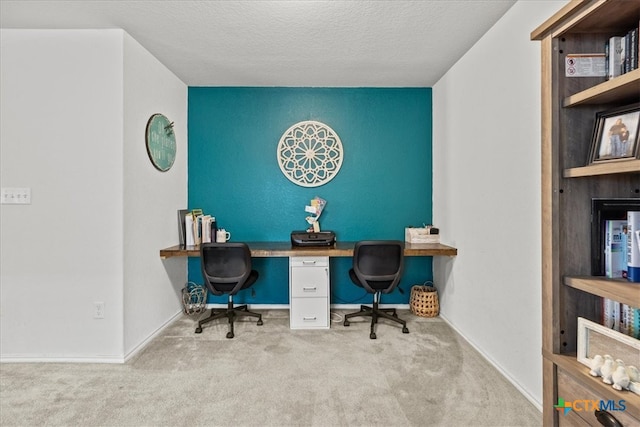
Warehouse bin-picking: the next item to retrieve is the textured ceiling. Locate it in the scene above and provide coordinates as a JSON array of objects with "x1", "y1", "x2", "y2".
[{"x1": 0, "y1": 0, "x2": 517, "y2": 87}]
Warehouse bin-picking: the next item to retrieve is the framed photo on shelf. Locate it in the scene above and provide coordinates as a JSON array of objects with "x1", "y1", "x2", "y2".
[
  {"x1": 577, "y1": 317, "x2": 640, "y2": 396},
  {"x1": 588, "y1": 103, "x2": 640, "y2": 164}
]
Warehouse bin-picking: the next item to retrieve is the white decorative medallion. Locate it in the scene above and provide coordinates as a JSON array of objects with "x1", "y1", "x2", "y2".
[{"x1": 277, "y1": 121, "x2": 343, "y2": 187}]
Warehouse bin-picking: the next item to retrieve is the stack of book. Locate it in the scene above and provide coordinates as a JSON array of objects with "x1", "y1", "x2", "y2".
[
  {"x1": 603, "y1": 211, "x2": 640, "y2": 282},
  {"x1": 178, "y1": 209, "x2": 217, "y2": 247},
  {"x1": 604, "y1": 299, "x2": 640, "y2": 339},
  {"x1": 602, "y1": 210, "x2": 640, "y2": 339},
  {"x1": 606, "y1": 21, "x2": 639, "y2": 79}
]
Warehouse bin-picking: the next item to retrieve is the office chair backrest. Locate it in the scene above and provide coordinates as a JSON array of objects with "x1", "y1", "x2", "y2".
[
  {"x1": 200, "y1": 242, "x2": 253, "y2": 296},
  {"x1": 352, "y1": 240, "x2": 404, "y2": 294}
]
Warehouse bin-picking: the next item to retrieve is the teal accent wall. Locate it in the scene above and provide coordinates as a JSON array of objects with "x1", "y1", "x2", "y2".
[{"x1": 188, "y1": 87, "x2": 433, "y2": 304}]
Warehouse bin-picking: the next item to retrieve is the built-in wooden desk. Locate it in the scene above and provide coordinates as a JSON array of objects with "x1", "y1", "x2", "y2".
[
  {"x1": 159, "y1": 241, "x2": 458, "y2": 259},
  {"x1": 161, "y1": 241, "x2": 457, "y2": 330}
]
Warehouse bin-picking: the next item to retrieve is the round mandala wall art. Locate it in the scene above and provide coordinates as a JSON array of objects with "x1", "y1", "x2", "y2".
[{"x1": 277, "y1": 120, "x2": 344, "y2": 187}]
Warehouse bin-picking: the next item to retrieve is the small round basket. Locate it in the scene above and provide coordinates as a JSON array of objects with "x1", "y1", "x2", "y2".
[{"x1": 409, "y1": 284, "x2": 439, "y2": 318}]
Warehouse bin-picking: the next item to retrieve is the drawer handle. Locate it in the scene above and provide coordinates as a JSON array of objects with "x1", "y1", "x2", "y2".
[
  {"x1": 594, "y1": 410, "x2": 622, "y2": 427},
  {"x1": 302, "y1": 286, "x2": 317, "y2": 291},
  {"x1": 302, "y1": 260, "x2": 317, "y2": 265},
  {"x1": 303, "y1": 317, "x2": 317, "y2": 321}
]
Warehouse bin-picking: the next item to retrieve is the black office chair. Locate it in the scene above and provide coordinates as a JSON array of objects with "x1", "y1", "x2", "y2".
[
  {"x1": 344, "y1": 240, "x2": 409, "y2": 339},
  {"x1": 195, "y1": 242, "x2": 263, "y2": 338}
]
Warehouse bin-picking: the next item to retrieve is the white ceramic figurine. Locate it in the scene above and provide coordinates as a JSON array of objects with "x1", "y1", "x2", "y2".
[
  {"x1": 601, "y1": 358, "x2": 617, "y2": 385},
  {"x1": 590, "y1": 355, "x2": 604, "y2": 377},
  {"x1": 612, "y1": 365, "x2": 630, "y2": 391},
  {"x1": 626, "y1": 365, "x2": 640, "y2": 383}
]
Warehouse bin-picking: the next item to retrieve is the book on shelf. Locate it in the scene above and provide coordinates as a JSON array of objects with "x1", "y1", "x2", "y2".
[
  {"x1": 607, "y1": 36, "x2": 624, "y2": 79},
  {"x1": 632, "y1": 307, "x2": 640, "y2": 339},
  {"x1": 621, "y1": 303, "x2": 631, "y2": 336},
  {"x1": 179, "y1": 209, "x2": 217, "y2": 246},
  {"x1": 177, "y1": 209, "x2": 189, "y2": 248},
  {"x1": 627, "y1": 26, "x2": 638, "y2": 72},
  {"x1": 628, "y1": 211, "x2": 640, "y2": 282},
  {"x1": 185, "y1": 214, "x2": 195, "y2": 246},
  {"x1": 605, "y1": 20, "x2": 640, "y2": 79},
  {"x1": 201, "y1": 215, "x2": 213, "y2": 243},
  {"x1": 604, "y1": 219, "x2": 627, "y2": 278},
  {"x1": 620, "y1": 304, "x2": 640, "y2": 339},
  {"x1": 603, "y1": 298, "x2": 620, "y2": 331}
]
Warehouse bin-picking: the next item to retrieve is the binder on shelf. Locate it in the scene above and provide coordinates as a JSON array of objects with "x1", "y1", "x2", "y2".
[{"x1": 627, "y1": 211, "x2": 640, "y2": 282}]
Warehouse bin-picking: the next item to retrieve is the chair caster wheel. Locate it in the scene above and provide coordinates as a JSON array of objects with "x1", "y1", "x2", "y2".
[
  {"x1": 344, "y1": 320, "x2": 350, "y2": 327},
  {"x1": 257, "y1": 319, "x2": 263, "y2": 326},
  {"x1": 370, "y1": 333, "x2": 377, "y2": 339},
  {"x1": 402, "y1": 327, "x2": 409, "y2": 334},
  {"x1": 226, "y1": 332, "x2": 234, "y2": 339},
  {"x1": 195, "y1": 327, "x2": 202, "y2": 334}
]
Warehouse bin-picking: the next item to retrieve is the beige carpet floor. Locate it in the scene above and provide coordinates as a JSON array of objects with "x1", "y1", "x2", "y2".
[{"x1": 0, "y1": 309, "x2": 541, "y2": 427}]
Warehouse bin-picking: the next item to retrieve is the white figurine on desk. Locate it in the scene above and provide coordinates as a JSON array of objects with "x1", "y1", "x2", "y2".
[
  {"x1": 589, "y1": 354, "x2": 604, "y2": 376},
  {"x1": 600, "y1": 355, "x2": 617, "y2": 385},
  {"x1": 612, "y1": 364, "x2": 630, "y2": 391}
]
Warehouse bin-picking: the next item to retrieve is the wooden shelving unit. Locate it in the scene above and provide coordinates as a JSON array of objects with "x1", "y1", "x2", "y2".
[{"x1": 532, "y1": 1, "x2": 640, "y2": 425}]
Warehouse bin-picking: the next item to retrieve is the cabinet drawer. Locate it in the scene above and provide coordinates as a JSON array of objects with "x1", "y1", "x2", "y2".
[
  {"x1": 290, "y1": 297, "x2": 329, "y2": 329},
  {"x1": 290, "y1": 266, "x2": 328, "y2": 297},
  {"x1": 558, "y1": 409, "x2": 593, "y2": 427},
  {"x1": 557, "y1": 369, "x2": 637, "y2": 427},
  {"x1": 290, "y1": 256, "x2": 329, "y2": 268}
]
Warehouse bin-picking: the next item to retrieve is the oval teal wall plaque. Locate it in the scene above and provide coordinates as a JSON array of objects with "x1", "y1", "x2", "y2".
[{"x1": 145, "y1": 113, "x2": 176, "y2": 171}]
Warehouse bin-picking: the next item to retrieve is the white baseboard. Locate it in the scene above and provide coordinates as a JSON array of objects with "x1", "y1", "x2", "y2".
[
  {"x1": 123, "y1": 310, "x2": 184, "y2": 363},
  {"x1": 0, "y1": 310, "x2": 185, "y2": 365},
  {"x1": 0, "y1": 355, "x2": 126, "y2": 364},
  {"x1": 438, "y1": 313, "x2": 543, "y2": 412}
]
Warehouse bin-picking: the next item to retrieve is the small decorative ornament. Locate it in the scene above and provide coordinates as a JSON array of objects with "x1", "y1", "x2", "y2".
[
  {"x1": 145, "y1": 113, "x2": 176, "y2": 171},
  {"x1": 612, "y1": 365, "x2": 630, "y2": 391},
  {"x1": 277, "y1": 120, "x2": 343, "y2": 187},
  {"x1": 601, "y1": 356, "x2": 616, "y2": 385},
  {"x1": 589, "y1": 354, "x2": 604, "y2": 376}
]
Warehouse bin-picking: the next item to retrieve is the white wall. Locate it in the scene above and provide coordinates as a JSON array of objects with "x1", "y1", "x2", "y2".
[
  {"x1": 122, "y1": 33, "x2": 188, "y2": 356},
  {"x1": 432, "y1": 0, "x2": 567, "y2": 409},
  {"x1": 0, "y1": 29, "x2": 187, "y2": 361}
]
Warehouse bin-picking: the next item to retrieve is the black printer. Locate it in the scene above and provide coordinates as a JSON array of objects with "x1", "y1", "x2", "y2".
[{"x1": 290, "y1": 230, "x2": 336, "y2": 247}]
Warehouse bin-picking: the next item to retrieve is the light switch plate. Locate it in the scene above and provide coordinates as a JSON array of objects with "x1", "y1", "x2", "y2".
[{"x1": 1, "y1": 187, "x2": 31, "y2": 204}]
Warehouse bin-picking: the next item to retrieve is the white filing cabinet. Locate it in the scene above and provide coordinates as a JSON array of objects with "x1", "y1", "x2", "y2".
[{"x1": 289, "y1": 256, "x2": 329, "y2": 329}]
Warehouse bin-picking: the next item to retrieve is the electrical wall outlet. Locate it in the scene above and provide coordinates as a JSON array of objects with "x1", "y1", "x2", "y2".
[
  {"x1": 94, "y1": 302, "x2": 105, "y2": 319},
  {"x1": 1, "y1": 187, "x2": 31, "y2": 204}
]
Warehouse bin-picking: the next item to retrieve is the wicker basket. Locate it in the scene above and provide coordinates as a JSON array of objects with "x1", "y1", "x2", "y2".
[
  {"x1": 409, "y1": 285, "x2": 439, "y2": 317},
  {"x1": 181, "y1": 282, "x2": 208, "y2": 315}
]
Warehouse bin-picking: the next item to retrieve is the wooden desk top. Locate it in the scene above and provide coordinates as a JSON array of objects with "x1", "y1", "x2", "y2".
[{"x1": 159, "y1": 241, "x2": 458, "y2": 259}]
